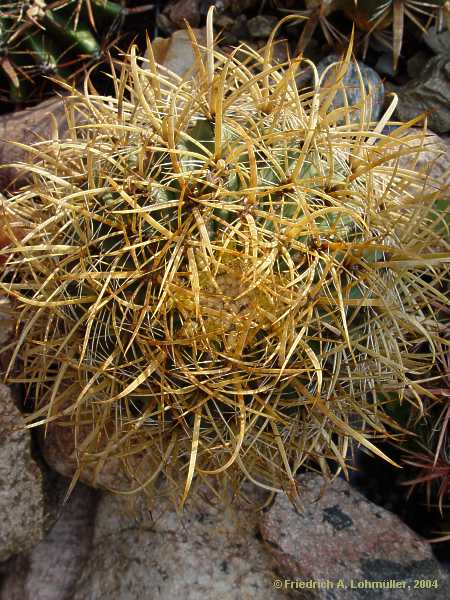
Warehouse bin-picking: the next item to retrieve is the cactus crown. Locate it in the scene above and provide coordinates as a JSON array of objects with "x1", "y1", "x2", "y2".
[{"x1": 1, "y1": 9, "x2": 448, "y2": 505}]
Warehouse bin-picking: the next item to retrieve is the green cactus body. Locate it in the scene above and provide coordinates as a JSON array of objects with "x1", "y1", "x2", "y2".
[
  {"x1": 0, "y1": 0, "x2": 129, "y2": 102},
  {"x1": 1, "y1": 13, "x2": 448, "y2": 504},
  {"x1": 42, "y1": 10, "x2": 101, "y2": 57}
]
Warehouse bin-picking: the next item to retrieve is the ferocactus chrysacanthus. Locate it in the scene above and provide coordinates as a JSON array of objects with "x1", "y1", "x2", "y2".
[{"x1": 1, "y1": 10, "x2": 449, "y2": 505}]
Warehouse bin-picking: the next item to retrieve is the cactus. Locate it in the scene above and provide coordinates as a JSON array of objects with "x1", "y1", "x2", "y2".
[
  {"x1": 399, "y1": 298, "x2": 450, "y2": 540},
  {"x1": 0, "y1": 10, "x2": 448, "y2": 505},
  {"x1": 0, "y1": 0, "x2": 150, "y2": 102},
  {"x1": 294, "y1": 1, "x2": 450, "y2": 71},
  {"x1": 344, "y1": 0, "x2": 449, "y2": 70}
]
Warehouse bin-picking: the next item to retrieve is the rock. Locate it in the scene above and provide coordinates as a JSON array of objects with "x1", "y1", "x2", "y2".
[
  {"x1": 383, "y1": 127, "x2": 450, "y2": 230},
  {"x1": 0, "y1": 298, "x2": 12, "y2": 348},
  {"x1": 199, "y1": 0, "x2": 227, "y2": 18},
  {"x1": 407, "y1": 51, "x2": 431, "y2": 79},
  {"x1": 38, "y1": 416, "x2": 142, "y2": 492},
  {"x1": 71, "y1": 490, "x2": 281, "y2": 600},
  {"x1": 423, "y1": 26, "x2": 450, "y2": 55},
  {"x1": 391, "y1": 53, "x2": 450, "y2": 133},
  {"x1": 0, "y1": 384, "x2": 45, "y2": 562},
  {"x1": 214, "y1": 13, "x2": 235, "y2": 31},
  {"x1": 151, "y1": 28, "x2": 207, "y2": 78},
  {"x1": 443, "y1": 133, "x2": 450, "y2": 152},
  {"x1": 220, "y1": 0, "x2": 260, "y2": 15},
  {"x1": 375, "y1": 52, "x2": 397, "y2": 78},
  {"x1": 0, "y1": 484, "x2": 98, "y2": 600},
  {"x1": 260, "y1": 473, "x2": 450, "y2": 599},
  {"x1": 396, "y1": 128, "x2": 450, "y2": 187},
  {"x1": 316, "y1": 54, "x2": 385, "y2": 121},
  {"x1": 247, "y1": 15, "x2": 279, "y2": 39},
  {"x1": 219, "y1": 14, "x2": 250, "y2": 45},
  {"x1": 163, "y1": 0, "x2": 201, "y2": 29},
  {"x1": 0, "y1": 96, "x2": 67, "y2": 191},
  {"x1": 155, "y1": 12, "x2": 177, "y2": 35}
]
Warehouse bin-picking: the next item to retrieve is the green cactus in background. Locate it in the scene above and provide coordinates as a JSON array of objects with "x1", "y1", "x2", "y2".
[
  {"x1": 0, "y1": 11, "x2": 448, "y2": 506},
  {"x1": 344, "y1": 0, "x2": 449, "y2": 70},
  {"x1": 0, "y1": 0, "x2": 151, "y2": 102},
  {"x1": 294, "y1": 0, "x2": 450, "y2": 70},
  {"x1": 397, "y1": 296, "x2": 450, "y2": 540}
]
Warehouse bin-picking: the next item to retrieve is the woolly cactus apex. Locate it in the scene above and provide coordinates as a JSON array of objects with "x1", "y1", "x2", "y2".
[{"x1": 0, "y1": 9, "x2": 449, "y2": 506}]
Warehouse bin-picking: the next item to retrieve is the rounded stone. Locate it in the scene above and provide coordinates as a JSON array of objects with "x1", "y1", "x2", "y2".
[{"x1": 317, "y1": 53, "x2": 385, "y2": 121}]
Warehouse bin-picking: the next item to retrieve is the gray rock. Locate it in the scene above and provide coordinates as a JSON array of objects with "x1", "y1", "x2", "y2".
[
  {"x1": 150, "y1": 28, "x2": 207, "y2": 79},
  {"x1": 221, "y1": 14, "x2": 250, "y2": 46},
  {"x1": 396, "y1": 128, "x2": 450, "y2": 187},
  {"x1": 163, "y1": 0, "x2": 201, "y2": 29},
  {"x1": 221, "y1": 0, "x2": 260, "y2": 15},
  {"x1": 0, "y1": 484, "x2": 98, "y2": 600},
  {"x1": 0, "y1": 96, "x2": 68, "y2": 191},
  {"x1": 0, "y1": 298, "x2": 12, "y2": 348},
  {"x1": 0, "y1": 384, "x2": 45, "y2": 562},
  {"x1": 214, "y1": 13, "x2": 235, "y2": 31},
  {"x1": 423, "y1": 26, "x2": 450, "y2": 55},
  {"x1": 200, "y1": 0, "x2": 227, "y2": 15},
  {"x1": 317, "y1": 54, "x2": 385, "y2": 121},
  {"x1": 38, "y1": 409, "x2": 160, "y2": 493},
  {"x1": 407, "y1": 51, "x2": 431, "y2": 80},
  {"x1": 247, "y1": 15, "x2": 279, "y2": 39},
  {"x1": 392, "y1": 53, "x2": 450, "y2": 133},
  {"x1": 375, "y1": 52, "x2": 397, "y2": 78},
  {"x1": 260, "y1": 474, "x2": 450, "y2": 599},
  {"x1": 155, "y1": 12, "x2": 176, "y2": 35},
  {"x1": 71, "y1": 490, "x2": 281, "y2": 600},
  {"x1": 383, "y1": 128, "x2": 449, "y2": 239}
]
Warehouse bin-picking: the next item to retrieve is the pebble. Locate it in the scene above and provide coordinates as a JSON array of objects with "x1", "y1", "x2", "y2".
[
  {"x1": 423, "y1": 26, "x2": 450, "y2": 55},
  {"x1": 316, "y1": 53, "x2": 385, "y2": 121},
  {"x1": 391, "y1": 54, "x2": 450, "y2": 133},
  {"x1": 247, "y1": 15, "x2": 279, "y2": 39}
]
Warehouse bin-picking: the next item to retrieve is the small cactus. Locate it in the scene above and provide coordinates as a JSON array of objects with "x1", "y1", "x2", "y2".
[
  {"x1": 0, "y1": 0, "x2": 150, "y2": 102},
  {"x1": 295, "y1": 1, "x2": 450, "y2": 71},
  {"x1": 344, "y1": 0, "x2": 449, "y2": 70},
  {"x1": 399, "y1": 298, "x2": 450, "y2": 540},
  {"x1": 0, "y1": 10, "x2": 448, "y2": 505}
]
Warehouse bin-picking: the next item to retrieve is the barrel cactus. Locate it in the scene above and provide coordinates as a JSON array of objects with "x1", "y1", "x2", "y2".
[{"x1": 0, "y1": 10, "x2": 448, "y2": 505}]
